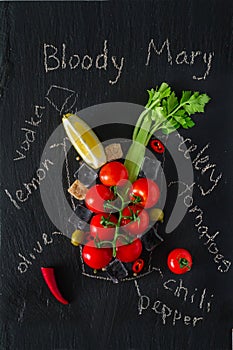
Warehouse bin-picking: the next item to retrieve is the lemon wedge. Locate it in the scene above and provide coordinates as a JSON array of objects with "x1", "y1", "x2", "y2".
[{"x1": 62, "y1": 113, "x2": 106, "y2": 169}]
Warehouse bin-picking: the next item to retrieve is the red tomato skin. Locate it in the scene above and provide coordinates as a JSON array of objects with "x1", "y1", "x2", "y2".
[
  {"x1": 85, "y1": 184, "x2": 114, "y2": 213},
  {"x1": 116, "y1": 238, "x2": 142, "y2": 263},
  {"x1": 121, "y1": 205, "x2": 149, "y2": 236},
  {"x1": 90, "y1": 213, "x2": 118, "y2": 241},
  {"x1": 167, "y1": 249, "x2": 192, "y2": 275},
  {"x1": 82, "y1": 243, "x2": 112, "y2": 269},
  {"x1": 131, "y1": 178, "x2": 160, "y2": 208},
  {"x1": 99, "y1": 162, "x2": 128, "y2": 187}
]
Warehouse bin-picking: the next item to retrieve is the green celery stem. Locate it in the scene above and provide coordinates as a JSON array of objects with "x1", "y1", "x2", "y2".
[{"x1": 124, "y1": 141, "x2": 146, "y2": 183}]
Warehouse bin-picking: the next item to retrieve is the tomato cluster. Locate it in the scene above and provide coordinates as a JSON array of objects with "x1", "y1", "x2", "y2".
[{"x1": 81, "y1": 161, "x2": 161, "y2": 270}]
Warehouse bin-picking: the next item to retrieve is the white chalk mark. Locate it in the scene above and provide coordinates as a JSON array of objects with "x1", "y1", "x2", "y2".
[
  {"x1": 134, "y1": 280, "x2": 141, "y2": 297},
  {"x1": 17, "y1": 300, "x2": 26, "y2": 323},
  {"x1": 146, "y1": 38, "x2": 173, "y2": 66},
  {"x1": 79, "y1": 245, "x2": 85, "y2": 273},
  {"x1": 82, "y1": 266, "x2": 163, "y2": 282},
  {"x1": 45, "y1": 85, "x2": 78, "y2": 114},
  {"x1": 18, "y1": 253, "x2": 32, "y2": 265},
  {"x1": 168, "y1": 180, "x2": 195, "y2": 197},
  {"x1": 207, "y1": 295, "x2": 214, "y2": 313},
  {"x1": 49, "y1": 137, "x2": 70, "y2": 149},
  {"x1": 52, "y1": 231, "x2": 65, "y2": 236},
  {"x1": 198, "y1": 168, "x2": 222, "y2": 196},
  {"x1": 109, "y1": 56, "x2": 125, "y2": 85},
  {"x1": 13, "y1": 150, "x2": 26, "y2": 161},
  {"x1": 199, "y1": 288, "x2": 206, "y2": 309}
]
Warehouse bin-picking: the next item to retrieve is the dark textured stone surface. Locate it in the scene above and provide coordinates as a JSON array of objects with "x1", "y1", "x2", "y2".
[{"x1": 0, "y1": 1, "x2": 233, "y2": 349}]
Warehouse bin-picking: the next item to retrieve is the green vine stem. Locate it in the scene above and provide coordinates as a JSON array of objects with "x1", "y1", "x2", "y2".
[
  {"x1": 99, "y1": 187, "x2": 141, "y2": 257},
  {"x1": 178, "y1": 258, "x2": 191, "y2": 270}
]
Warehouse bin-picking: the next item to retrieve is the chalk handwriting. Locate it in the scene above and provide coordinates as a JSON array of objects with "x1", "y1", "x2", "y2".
[
  {"x1": 169, "y1": 180, "x2": 231, "y2": 273},
  {"x1": 151, "y1": 300, "x2": 203, "y2": 327},
  {"x1": 17, "y1": 231, "x2": 65, "y2": 274},
  {"x1": 43, "y1": 39, "x2": 214, "y2": 84},
  {"x1": 135, "y1": 280, "x2": 204, "y2": 327},
  {"x1": 43, "y1": 41, "x2": 125, "y2": 85},
  {"x1": 4, "y1": 158, "x2": 54, "y2": 209},
  {"x1": 188, "y1": 202, "x2": 231, "y2": 273},
  {"x1": 109, "y1": 56, "x2": 125, "y2": 85},
  {"x1": 163, "y1": 278, "x2": 214, "y2": 313},
  {"x1": 177, "y1": 136, "x2": 222, "y2": 196},
  {"x1": 13, "y1": 105, "x2": 45, "y2": 161},
  {"x1": 146, "y1": 38, "x2": 214, "y2": 80}
]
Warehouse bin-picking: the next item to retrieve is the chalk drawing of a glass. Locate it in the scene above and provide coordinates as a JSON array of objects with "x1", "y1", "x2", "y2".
[{"x1": 45, "y1": 85, "x2": 78, "y2": 114}]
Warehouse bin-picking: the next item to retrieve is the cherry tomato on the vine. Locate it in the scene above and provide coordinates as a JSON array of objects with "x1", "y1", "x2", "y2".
[
  {"x1": 90, "y1": 213, "x2": 118, "y2": 241},
  {"x1": 130, "y1": 178, "x2": 160, "y2": 208},
  {"x1": 116, "y1": 238, "x2": 142, "y2": 263},
  {"x1": 82, "y1": 242, "x2": 113, "y2": 269},
  {"x1": 167, "y1": 248, "x2": 192, "y2": 274},
  {"x1": 85, "y1": 184, "x2": 114, "y2": 213},
  {"x1": 99, "y1": 161, "x2": 128, "y2": 187},
  {"x1": 121, "y1": 204, "x2": 149, "y2": 236}
]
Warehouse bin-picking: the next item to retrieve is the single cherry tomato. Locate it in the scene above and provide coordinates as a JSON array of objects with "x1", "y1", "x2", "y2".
[
  {"x1": 99, "y1": 161, "x2": 128, "y2": 187},
  {"x1": 116, "y1": 238, "x2": 142, "y2": 263},
  {"x1": 90, "y1": 213, "x2": 118, "y2": 241},
  {"x1": 132, "y1": 258, "x2": 144, "y2": 273},
  {"x1": 150, "y1": 139, "x2": 165, "y2": 154},
  {"x1": 130, "y1": 178, "x2": 160, "y2": 208},
  {"x1": 167, "y1": 248, "x2": 192, "y2": 274},
  {"x1": 85, "y1": 184, "x2": 114, "y2": 213},
  {"x1": 121, "y1": 204, "x2": 149, "y2": 236},
  {"x1": 82, "y1": 242, "x2": 113, "y2": 269}
]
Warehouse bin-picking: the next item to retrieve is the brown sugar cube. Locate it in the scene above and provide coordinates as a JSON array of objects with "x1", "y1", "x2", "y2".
[
  {"x1": 68, "y1": 180, "x2": 88, "y2": 200},
  {"x1": 105, "y1": 143, "x2": 123, "y2": 162}
]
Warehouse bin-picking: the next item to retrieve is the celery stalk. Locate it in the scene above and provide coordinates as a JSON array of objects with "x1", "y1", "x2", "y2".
[
  {"x1": 125, "y1": 112, "x2": 152, "y2": 183},
  {"x1": 124, "y1": 82, "x2": 210, "y2": 183}
]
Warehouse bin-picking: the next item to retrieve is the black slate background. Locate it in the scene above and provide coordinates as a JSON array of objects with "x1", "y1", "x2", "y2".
[{"x1": 0, "y1": 1, "x2": 233, "y2": 350}]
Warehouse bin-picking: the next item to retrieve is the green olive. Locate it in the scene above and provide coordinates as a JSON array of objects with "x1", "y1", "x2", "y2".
[
  {"x1": 71, "y1": 229, "x2": 84, "y2": 246},
  {"x1": 149, "y1": 208, "x2": 164, "y2": 223}
]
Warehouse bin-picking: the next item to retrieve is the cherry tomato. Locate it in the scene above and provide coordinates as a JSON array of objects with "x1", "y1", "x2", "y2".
[
  {"x1": 82, "y1": 242, "x2": 113, "y2": 269},
  {"x1": 99, "y1": 161, "x2": 128, "y2": 187},
  {"x1": 167, "y1": 248, "x2": 192, "y2": 274},
  {"x1": 116, "y1": 238, "x2": 142, "y2": 263},
  {"x1": 130, "y1": 178, "x2": 160, "y2": 208},
  {"x1": 121, "y1": 204, "x2": 149, "y2": 236},
  {"x1": 90, "y1": 213, "x2": 118, "y2": 241},
  {"x1": 85, "y1": 184, "x2": 114, "y2": 213}
]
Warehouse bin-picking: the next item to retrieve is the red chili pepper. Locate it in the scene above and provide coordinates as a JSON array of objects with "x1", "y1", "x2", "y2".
[
  {"x1": 132, "y1": 259, "x2": 144, "y2": 273},
  {"x1": 150, "y1": 139, "x2": 165, "y2": 154},
  {"x1": 41, "y1": 267, "x2": 69, "y2": 305}
]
